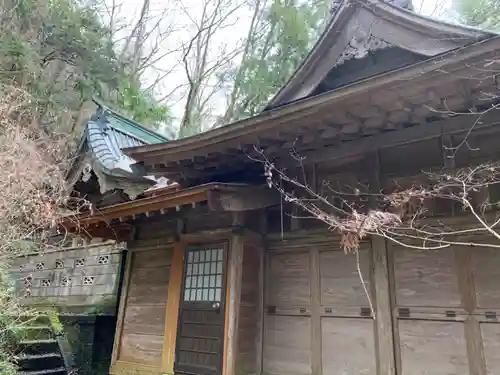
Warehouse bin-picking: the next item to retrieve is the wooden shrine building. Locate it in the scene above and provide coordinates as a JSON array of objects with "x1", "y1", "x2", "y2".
[{"x1": 63, "y1": 1, "x2": 500, "y2": 375}]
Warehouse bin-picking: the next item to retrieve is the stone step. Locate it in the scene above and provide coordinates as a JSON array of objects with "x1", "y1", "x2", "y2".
[
  {"x1": 19, "y1": 339, "x2": 58, "y2": 345},
  {"x1": 17, "y1": 314, "x2": 52, "y2": 325},
  {"x1": 15, "y1": 352, "x2": 65, "y2": 372},
  {"x1": 19, "y1": 326, "x2": 54, "y2": 341},
  {"x1": 15, "y1": 352, "x2": 62, "y2": 361},
  {"x1": 18, "y1": 339, "x2": 59, "y2": 356},
  {"x1": 18, "y1": 367, "x2": 66, "y2": 375}
]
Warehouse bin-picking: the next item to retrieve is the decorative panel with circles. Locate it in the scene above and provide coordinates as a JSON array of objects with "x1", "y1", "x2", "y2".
[{"x1": 75, "y1": 258, "x2": 85, "y2": 268}]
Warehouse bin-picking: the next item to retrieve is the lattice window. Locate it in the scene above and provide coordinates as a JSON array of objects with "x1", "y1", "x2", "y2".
[
  {"x1": 75, "y1": 258, "x2": 85, "y2": 267},
  {"x1": 183, "y1": 247, "x2": 224, "y2": 302},
  {"x1": 35, "y1": 262, "x2": 44, "y2": 271},
  {"x1": 55, "y1": 260, "x2": 64, "y2": 269},
  {"x1": 61, "y1": 277, "x2": 71, "y2": 286},
  {"x1": 97, "y1": 255, "x2": 109, "y2": 265},
  {"x1": 41, "y1": 279, "x2": 51, "y2": 287},
  {"x1": 83, "y1": 276, "x2": 95, "y2": 285}
]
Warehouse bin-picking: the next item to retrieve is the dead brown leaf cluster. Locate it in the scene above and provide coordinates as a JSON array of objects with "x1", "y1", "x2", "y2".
[{"x1": 0, "y1": 86, "x2": 76, "y2": 257}]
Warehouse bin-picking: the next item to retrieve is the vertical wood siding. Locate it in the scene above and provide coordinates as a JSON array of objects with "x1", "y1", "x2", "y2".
[
  {"x1": 263, "y1": 233, "x2": 376, "y2": 375},
  {"x1": 110, "y1": 222, "x2": 174, "y2": 375}
]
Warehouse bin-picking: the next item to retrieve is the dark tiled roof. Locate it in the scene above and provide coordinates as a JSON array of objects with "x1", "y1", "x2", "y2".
[
  {"x1": 331, "y1": 0, "x2": 413, "y2": 14},
  {"x1": 66, "y1": 104, "x2": 169, "y2": 194}
]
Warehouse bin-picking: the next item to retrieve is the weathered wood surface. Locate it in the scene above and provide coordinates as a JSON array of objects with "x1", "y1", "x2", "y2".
[
  {"x1": 224, "y1": 214, "x2": 244, "y2": 375},
  {"x1": 393, "y1": 247, "x2": 461, "y2": 309},
  {"x1": 398, "y1": 320, "x2": 469, "y2": 375},
  {"x1": 471, "y1": 248, "x2": 500, "y2": 309},
  {"x1": 321, "y1": 317, "x2": 376, "y2": 375},
  {"x1": 235, "y1": 240, "x2": 262, "y2": 375},
  {"x1": 263, "y1": 227, "x2": 500, "y2": 375},
  {"x1": 263, "y1": 315, "x2": 312, "y2": 375},
  {"x1": 391, "y1": 243, "x2": 500, "y2": 375},
  {"x1": 161, "y1": 242, "x2": 184, "y2": 374},
  {"x1": 264, "y1": 231, "x2": 376, "y2": 375},
  {"x1": 481, "y1": 322, "x2": 500, "y2": 375},
  {"x1": 267, "y1": 251, "x2": 311, "y2": 308},
  {"x1": 372, "y1": 236, "x2": 395, "y2": 375},
  {"x1": 115, "y1": 240, "x2": 172, "y2": 370},
  {"x1": 319, "y1": 247, "x2": 371, "y2": 315}
]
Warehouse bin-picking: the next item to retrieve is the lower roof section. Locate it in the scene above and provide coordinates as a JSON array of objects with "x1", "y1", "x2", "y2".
[
  {"x1": 60, "y1": 183, "x2": 279, "y2": 230},
  {"x1": 123, "y1": 37, "x2": 500, "y2": 184}
]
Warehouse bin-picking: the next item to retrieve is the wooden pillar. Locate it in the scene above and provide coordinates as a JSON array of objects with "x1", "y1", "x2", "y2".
[
  {"x1": 369, "y1": 150, "x2": 396, "y2": 375},
  {"x1": 161, "y1": 242, "x2": 184, "y2": 374},
  {"x1": 255, "y1": 211, "x2": 267, "y2": 375},
  {"x1": 223, "y1": 212, "x2": 245, "y2": 375},
  {"x1": 110, "y1": 250, "x2": 132, "y2": 365},
  {"x1": 456, "y1": 247, "x2": 487, "y2": 375},
  {"x1": 372, "y1": 236, "x2": 396, "y2": 375},
  {"x1": 310, "y1": 248, "x2": 322, "y2": 375}
]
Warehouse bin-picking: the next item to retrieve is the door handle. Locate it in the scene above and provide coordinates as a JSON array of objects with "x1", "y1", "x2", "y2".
[{"x1": 212, "y1": 302, "x2": 220, "y2": 310}]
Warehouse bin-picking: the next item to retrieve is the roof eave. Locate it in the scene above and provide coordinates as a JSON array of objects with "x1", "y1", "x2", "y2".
[
  {"x1": 265, "y1": 0, "x2": 357, "y2": 109},
  {"x1": 60, "y1": 182, "x2": 255, "y2": 227},
  {"x1": 266, "y1": 0, "x2": 496, "y2": 110},
  {"x1": 122, "y1": 36, "x2": 500, "y2": 163}
]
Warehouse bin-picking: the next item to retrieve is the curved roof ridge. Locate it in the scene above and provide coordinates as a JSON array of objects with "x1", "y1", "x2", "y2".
[
  {"x1": 265, "y1": 0, "x2": 497, "y2": 110},
  {"x1": 92, "y1": 99, "x2": 169, "y2": 144},
  {"x1": 370, "y1": 0, "x2": 500, "y2": 37}
]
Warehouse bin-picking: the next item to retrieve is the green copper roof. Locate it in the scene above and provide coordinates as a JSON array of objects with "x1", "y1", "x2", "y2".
[{"x1": 101, "y1": 106, "x2": 169, "y2": 144}]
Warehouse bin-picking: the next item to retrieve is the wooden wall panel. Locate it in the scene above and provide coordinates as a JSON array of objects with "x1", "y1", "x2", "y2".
[
  {"x1": 267, "y1": 251, "x2": 310, "y2": 307},
  {"x1": 394, "y1": 248, "x2": 461, "y2": 308},
  {"x1": 321, "y1": 317, "x2": 376, "y2": 375},
  {"x1": 119, "y1": 332, "x2": 165, "y2": 366},
  {"x1": 481, "y1": 323, "x2": 500, "y2": 375},
  {"x1": 398, "y1": 320, "x2": 469, "y2": 375},
  {"x1": 122, "y1": 305, "x2": 167, "y2": 335},
  {"x1": 471, "y1": 248, "x2": 500, "y2": 309},
  {"x1": 236, "y1": 241, "x2": 262, "y2": 375},
  {"x1": 131, "y1": 248, "x2": 173, "y2": 268},
  {"x1": 264, "y1": 240, "x2": 376, "y2": 375},
  {"x1": 319, "y1": 249, "x2": 371, "y2": 315},
  {"x1": 116, "y1": 241, "x2": 172, "y2": 368},
  {"x1": 263, "y1": 315, "x2": 311, "y2": 375}
]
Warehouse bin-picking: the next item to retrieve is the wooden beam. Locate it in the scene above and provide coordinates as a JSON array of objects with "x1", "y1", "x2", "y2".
[
  {"x1": 441, "y1": 133, "x2": 455, "y2": 169},
  {"x1": 65, "y1": 187, "x2": 210, "y2": 227},
  {"x1": 125, "y1": 38, "x2": 500, "y2": 163},
  {"x1": 455, "y1": 248, "x2": 487, "y2": 375},
  {"x1": 370, "y1": 150, "x2": 396, "y2": 375},
  {"x1": 294, "y1": 110, "x2": 500, "y2": 166},
  {"x1": 255, "y1": 211, "x2": 266, "y2": 375},
  {"x1": 223, "y1": 212, "x2": 245, "y2": 375},
  {"x1": 161, "y1": 242, "x2": 184, "y2": 374},
  {"x1": 207, "y1": 186, "x2": 280, "y2": 212},
  {"x1": 160, "y1": 242, "x2": 184, "y2": 373},
  {"x1": 464, "y1": 316, "x2": 487, "y2": 375},
  {"x1": 110, "y1": 249, "x2": 133, "y2": 365},
  {"x1": 371, "y1": 236, "x2": 396, "y2": 375},
  {"x1": 310, "y1": 248, "x2": 322, "y2": 375}
]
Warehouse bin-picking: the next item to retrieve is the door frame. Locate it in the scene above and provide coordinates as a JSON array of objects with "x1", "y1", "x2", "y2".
[{"x1": 174, "y1": 241, "x2": 230, "y2": 375}]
